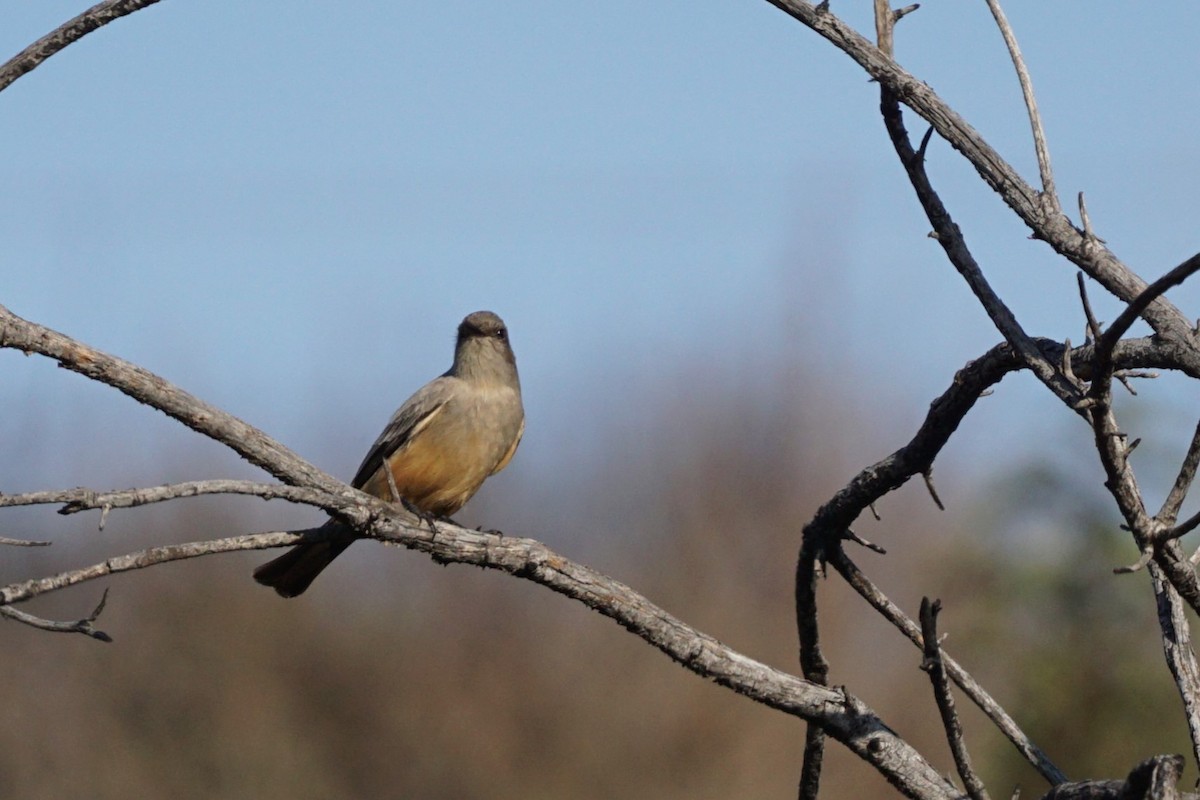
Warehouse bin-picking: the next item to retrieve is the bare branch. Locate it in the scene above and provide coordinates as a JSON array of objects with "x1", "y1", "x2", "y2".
[
  {"x1": 983, "y1": 0, "x2": 1059, "y2": 213},
  {"x1": 844, "y1": 528, "x2": 887, "y2": 554},
  {"x1": 0, "y1": 0, "x2": 165, "y2": 95},
  {"x1": 876, "y1": 67, "x2": 1084, "y2": 412},
  {"x1": 1076, "y1": 272, "x2": 1102, "y2": 344},
  {"x1": 1154, "y1": 544, "x2": 1200, "y2": 619},
  {"x1": 801, "y1": 335, "x2": 1197, "y2": 559},
  {"x1": 1077, "y1": 193, "x2": 1103, "y2": 248},
  {"x1": 1086, "y1": 256, "x2": 1200, "y2": 554},
  {"x1": 1036, "y1": 755, "x2": 1192, "y2": 800},
  {"x1": 0, "y1": 530, "x2": 311, "y2": 606},
  {"x1": 872, "y1": 0, "x2": 893, "y2": 57},
  {"x1": 795, "y1": 547, "x2": 829, "y2": 800},
  {"x1": 0, "y1": 304, "x2": 346, "y2": 496},
  {"x1": 830, "y1": 548, "x2": 1066, "y2": 785},
  {"x1": 0, "y1": 480, "x2": 344, "y2": 517},
  {"x1": 920, "y1": 598, "x2": 990, "y2": 800},
  {"x1": 762, "y1": 0, "x2": 1199, "y2": 349},
  {"x1": 0, "y1": 289, "x2": 969, "y2": 794},
  {"x1": 1096, "y1": 253, "x2": 1200, "y2": 371},
  {"x1": 1168, "y1": 511, "x2": 1200, "y2": 544},
  {"x1": 0, "y1": 589, "x2": 111, "y2": 642},
  {"x1": 0, "y1": 511, "x2": 966, "y2": 797},
  {"x1": 0, "y1": 536, "x2": 50, "y2": 547},
  {"x1": 1114, "y1": 547, "x2": 1154, "y2": 575},
  {"x1": 922, "y1": 469, "x2": 945, "y2": 510},
  {"x1": 1149, "y1": 563, "x2": 1200, "y2": 769},
  {"x1": 1160, "y1": 419, "x2": 1200, "y2": 526}
]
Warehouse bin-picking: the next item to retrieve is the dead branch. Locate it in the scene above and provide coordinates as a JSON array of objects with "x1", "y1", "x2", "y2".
[
  {"x1": 0, "y1": 589, "x2": 111, "y2": 641},
  {"x1": 830, "y1": 548, "x2": 1066, "y2": 786},
  {"x1": 1038, "y1": 755, "x2": 1195, "y2": 800},
  {"x1": 0, "y1": 480, "x2": 343, "y2": 519},
  {"x1": 0, "y1": 0, "x2": 165, "y2": 94},
  {"x1": 0, "y1": 304, "x2": 346, "y2": 495},
  {"x1": 1149, "y1": 563, "x2": 1200, "y2": 768},
  {"x1": 0, "y1": 536, "x2": 50, "y2": 547},
  {"x1": 762, "y1": 0, "x2": 1200, "y2": 351},
  {"x1": 919, "y1": 598, "x2": 990, "y2": 800},
  {"x1": 795, "y1": 545, "x2": 829, "y2": 800},
  {"x1": 874, "y1": 44, "x2": 1083, "y2": 411},
  {"x1": 1160, "y1": 419, "x2": 1200, "y2": 526},
  {"x1": 983, "y1": 0, "x2": 1059, "y2": 213}
]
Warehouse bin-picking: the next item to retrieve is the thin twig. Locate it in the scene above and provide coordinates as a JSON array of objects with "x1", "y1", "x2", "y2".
[
  {"x1": 829, "y1": 548, "x2": 1066, "y2": 785},
  {"x1": 0, "y1": 480, "x2": 343, "y2": 516},
  {"x1": 0, "y1": 304, "x2": 346, "y2": 495},
  {"x1": 1160, "y1": 419, "x2": 1200, "y2": 526},
  {"x1": 1114, "y1": 547, "x2": 1154, "y2": 575},
  {"x1": 0, "y1": 0, "x2": 165, "y2": 94},
  {"x1": 1077, "y1": 193, "x2": 1104, "y2": 247},
  {"x1": 922, "y1": 469, "x2": 946, "y2": 510},
  {"x1": 876, "y1": 66, "x2": 1085, "y2": 413},
  {"x1": 0, "y1": 589, "x2": 111, "y2": 642},
  {"x1": 1169, "y1": 512, "x2": 1200, "y2": 544},
  {"x1": 763, "y1": 0, "x2": 1200, "y2": 351},
  {"x1": 983, "y1": 0, "x2": 1059, "y2": 213},
  {"x1": 1076, "y1": 272, "x2": 1102, "y2": 344},
  {"x1": 920, "y1": 598, "x2": 990, "y2": 800},
  {"x1": 0, "y1": 536, "x2": 50, "y2": 547},
  {"x1": 1096, "y1": 253, "x2": 1200, "y2": 371},
  {"x1": 0, "y1": 530, "x2": 315, "y2": 606},
  {"x1": 844, "y1": 528, "x2": 887, "y2": 554},
  {"x1": 876, "y1": 0, "x2": 1077, "y2": 411},
  {"x1": 801, "y1": 334, "x2": 1197, "y2": 560}
]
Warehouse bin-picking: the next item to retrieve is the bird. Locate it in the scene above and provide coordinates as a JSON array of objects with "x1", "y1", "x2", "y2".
[{"x1": 253, "y1": 310, "x2": 525, "y2": 597}]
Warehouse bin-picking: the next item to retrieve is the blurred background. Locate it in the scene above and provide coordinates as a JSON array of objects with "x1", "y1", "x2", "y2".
[{"x1": 1, "y1": 1, "x2": 1199, "y2": 797}]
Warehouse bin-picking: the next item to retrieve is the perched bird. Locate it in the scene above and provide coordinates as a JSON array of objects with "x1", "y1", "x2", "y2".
[{"x1": 254, "y1": 310, "x2": 524, "y2": 597}]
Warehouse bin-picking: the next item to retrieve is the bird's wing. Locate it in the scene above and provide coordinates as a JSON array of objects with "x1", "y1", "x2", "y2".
[
  {"x1": 490, "y1": 416, "x2": 524, "y2": 475},
  {"x1": 349, "y1": 376, "x2": 458, "y2": 489}
]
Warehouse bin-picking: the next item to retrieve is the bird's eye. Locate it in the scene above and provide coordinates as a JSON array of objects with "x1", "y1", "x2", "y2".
[{"x1": 495, "y1": 328, "x2": 507, "y2": 340}]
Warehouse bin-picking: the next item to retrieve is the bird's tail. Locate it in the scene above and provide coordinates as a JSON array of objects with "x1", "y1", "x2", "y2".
[{"x1": 253, "y1": 521, "x2": 355, "y2": 598}]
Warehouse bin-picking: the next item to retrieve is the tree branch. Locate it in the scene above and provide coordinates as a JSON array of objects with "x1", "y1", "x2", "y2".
[
  {"x1": 0, "y1": 0, "x2": 165, "y2": 95},
  {"x1": 877, "y1": 71, "x2": 1083, "y2": 413},
  {"x1": 0, "y1": 535, "x2": 50, "y2": 547},
  {"x1": 795, "y1": 547, "x2": 829, "y2": 800},
  {"x1": 0, "y1": 479, "x2": 343, "y2": 518},
  {"x1": 761, "y1": 0, "x2": 1198, "y2": 348},
  {"x1": 0, "y1": 304, "x2": 347, "y2": 496},
  {"x1": 830, "y1": 548, "x2": 1066, "y2": 786},
  {"x1": 983, "y1": 0, "x2": 1059, "y2": 213},
  {"x1": 919, "y1": 598, "x2": 989, "y2": 800},
  {"x1": 1159, "y1": 418, "x2": 1200, "y2": 526},
  {"x1": 0, "y1": 588, "x2": 111, "y2": 642},
  {"x1": 0, "y1": 506, "x2": 970, "y2": 797},
  {"x1": 1038, "y1": 755, "x2": 1195, "y2": 800},
  {"x1": 1149, "y1": 562, "x2": 1200, "y2": 769},
  {"x1": 0, "y1": 301, "x2": 978, "y2": 796}
]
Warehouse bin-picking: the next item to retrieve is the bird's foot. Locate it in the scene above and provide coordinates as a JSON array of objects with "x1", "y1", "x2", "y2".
[{"x1": 401, "y1": 498, "x2": 441, "y2": 532}]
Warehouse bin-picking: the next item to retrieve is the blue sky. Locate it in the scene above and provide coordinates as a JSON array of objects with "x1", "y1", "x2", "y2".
[{"x1": 2, "y1": 2, "x2": 1199, "y2": 513}]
